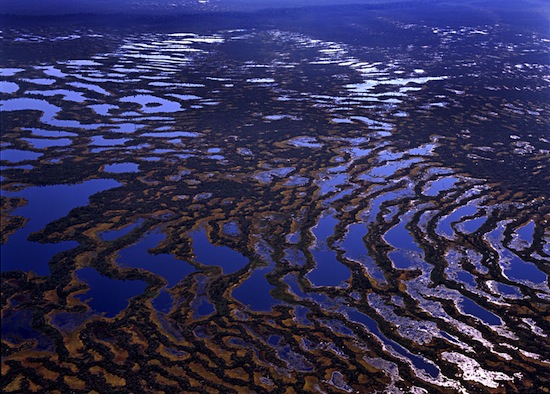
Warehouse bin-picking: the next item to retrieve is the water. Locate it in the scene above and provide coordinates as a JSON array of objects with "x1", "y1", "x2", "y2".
[
  {"x1": 1, "y1": 149, "x2": 43, "y2": 162},
  {"x1": 191, "y1": 228, "x2": 248, "y2": 274},
  {"x1": 103, "y1": 162, "x2": 140, "y2": 173},
  {"x1": 1, "y1": 179, "x2": 120, "y2": 275},
  {"x1": 0, "y1": 81, "x2": 19, "y2": 94},
  {"x1": 75, "y1": 267, "x2": 147, "y2": 318},
  {"x1": 425, "y1": 177, "x2": 459, "y2": 196},
  {"x1": 459, "y1": 297, "x2": 502, "y2": 326},
  {"x1": 437, "y1": 205, "x2": 478, "y2": 238},
  {"x1": 117, "y1": 231, "x2": 195, "y2": 287},
  {"x1": 100, "y1": 220, "x2": 143, "y2": 241},
  {"x1": 306, "y1": 213, "x2": 351, "y2": 287},
  {"x1": 21, "y1": 138, "x2": 72, "y2": 148},
  {"x1": 232, "y1": 267, "x2": 280, "y2": 311},
  {"x1": 347, "y1": 308, "x2": 440, "y2": 378}
]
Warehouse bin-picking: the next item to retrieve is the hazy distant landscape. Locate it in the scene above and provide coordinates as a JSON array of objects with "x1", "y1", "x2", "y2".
[{"x1": 1, "y1": 0, "x2": 549, "y2": 392}]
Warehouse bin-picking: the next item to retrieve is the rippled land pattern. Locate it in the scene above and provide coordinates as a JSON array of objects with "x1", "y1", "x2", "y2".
[{"x1": 1, "y1": 4, "x2": 549, "y2": 393}]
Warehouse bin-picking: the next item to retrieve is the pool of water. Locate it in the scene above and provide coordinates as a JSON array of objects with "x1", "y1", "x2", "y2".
[
  {"x1": 117, "y1": 230, "x2": 195, "y2": 287},
  {"x1": 100, "y1": 220, "x2": 144, "y2": 241},
  {"x1": 232, "y1": 266, "x2": 280, "y2": 311},
  {"x1": 1, "y1": 149, "x2": 43, "y2": 162},
  {"x1": 347, "y1": 308, "x2": 440, "y2": 378},
  {"x1": 103, "y1": 162, "x2": 140, "y2": 173},
  {"x1": 75, "y1": 267, "x2": 147, "y2": 318},
  {"x1": 22, "y1": 138, "x2": 72, "y2": 149},
  {"x1": 0, "y1": 81, "x2": 20, "y2": 94},
  {"x1": 437, "y1": 205, "x2": 478, "y2": 238},
  {"x1": 306, "y1": 214, "x2": 351, "y2": 287},
  {"x1": 1, "y1": 179, "x2": 120, "y2": 275},
  {"x1": 191, "y1": 228, "x2": 248, "y2": 274},
  {"x1": 425, "y1": 176, "x2": 459, "y2": 196},
  {"x1": 459, "y1": 297, "x2": 502, "y2": 326}
]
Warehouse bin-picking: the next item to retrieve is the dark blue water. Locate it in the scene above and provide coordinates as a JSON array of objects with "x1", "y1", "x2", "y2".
[
  {"x1": 191, "y1": 274, "x2": 215, "y2": 318},
  {"x1": 232, "y1": 266, "x2": 280, "y2": 311},
  {"x1": 1, "y1": 149, "x2": 42, "y2": 162},
  {"x1": 456, "y1": 271, "x2": 477, "y2": 287},
  {"x1": 312, "y1": 213, "x2": 339, "y2": 242},
  {"x1": 425, "y1": 177, "x2": 458, "y2": 196},
  {"x1": 283, "y1": 273, "x2": 308, "y2": 299},
  {"x1": 100, "y1": 219, "x2": 143, "y2": 241},
  {"x1": 384, "y1": 219, "x2": 422, "y2": 252},
  {"x1": 341, "y1": 223, "x2": 368, "y2": 261},
  {"x1": 459, "y1": 297, "x2": 502, "y2": 326},
  {"x1": 437, "y1": 205, "x2": 478, "y2": 238},
  {"x1": 347, "y1": 308, "x2": 440, "y2": 378},
  {"x1": 461, "y1": 216, "x2": 486, "y2": 233},
  {"x1": 385, "y1": 218, "x2": 423, "y2": 270},
  {"x1": 117, "y1": 231, "x2": 195, "y2": 287},
  {"x1": 75, "y1": 267, "x2": 147, "y2": 318},
  {"x1": 306, "y1": 213, "x2": 351, "y2": 287},
  {"x1": 502, "y1": 249, "x2": 547, "y2": 285},
  {"x1": 516, "y1": 221, "x2": 535, "y2": 244},
  {"x1": 495, "y1": 282, "x2": 522, "y2": 297},
  {"x1": 2, "y1": 309, "x2": 54, "y2": 350},
  {"x1": 104, "y1": 162, "x2": 140, "y2": 173},
  {"x1": 152, "y1": 290, "x2": 173, "y2": 313},
  {"x1": 307, "y1": 248, "x2": 351, "y2": 287},
  {"x1": 191, "y1": 228, "x2": 248, "y2": 274},
  {"x1": 1, "y1": 179, "x2": 120, "y2": 275}
]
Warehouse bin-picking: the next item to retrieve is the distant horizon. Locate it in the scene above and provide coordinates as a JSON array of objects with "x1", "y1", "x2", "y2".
[{"x1": 0, "y1": 0, "x2": 538, "y2": 16}]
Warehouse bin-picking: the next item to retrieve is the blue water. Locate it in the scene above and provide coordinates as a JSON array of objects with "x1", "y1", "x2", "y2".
[
  {"x1": 100, "y1": 220, "x2": 143, "y2": 241},
  {"x1": 516, "y1": 221, "x2": 535, "y2": 244},
  {"x1": 1, "y1": 149, "x2": 42, "y2": 162},
  {"x1": 75, "y1": 267, "x2": 147, "y2": 318},
  {"x1": 384, "y1": 219, "x2": 422, "y2": 252},
  {"x1": 1, "y1": 97, "x2": 104, "y2": 130},
  {"x1": 222, "y1": 221, "x2": 240, "y2": 237},
  {"x1": 90, "y1": 136, "x2": 130, "y2": 146},
  {"x1": 22, "y1": 138, "x2": 72, "y2": 149},
  {"x1": 104, "y1": 162, "x2": 140, "y2": 173},
  {"x1": 347, "y1": 308, "x2": 440, "y2": 378},
  {"x1": 456, "y1": 271, "x2": 477, "y2": 287},
  {"x1": 365, "y1": 190, "x2": 408, "y2": 223},
  {"x1": 152, "y1": 290, "x2": 173, "y2": 313},
  {"x1": 312, "y1": 213, "x2": 339, "y2": 242},
  {"x1": 495, "y1": 282, "x2": 522, "y2": 297},
  {"x1": 341, "y1": 224, "x2": 368, "y2": 262},
  {"x1": 385, "y1": 218, "x2": 423, "y2": 270},
  {"x1": 306, "y1": 214, "x2": 351, "y2": 287},
  {"x1": 370, "y1": 158, "x2": 421, "y2": 178},
  {"x1": 191, "y1": 228, "x2": 248, "y2": 274},
  {"x1": 437, "y1": 205, "x2": 478, "y2": 238},
  {"x1": 0, "y1": 81, "x2": 20, "y2": 94},
  {"x1": 317, "y1": 173, "x2": 348, "y2": 195},
  {"x1": 502, "y1": 249, "x2": 547, "y2": 285},
  {"x1": 1, "y1": 179, "x2": 120, "y2": 275},
  {"x1": 307, "y1": 248, "x2": 351, "y2": 287},
  {"x1": 28, "y1": 128, "x2": 77, "y2": 137},
  {"x1": 233, "y1": 267, "x2": 279, "y2": 311},
  {"x1": 425, "y1": 177, "x2": 458, "y2": 196},
  {"x1": 459, "y1": 297, "x2": 502, "y2": 326},
  {"x1": 117, "y1": 231, "x2": 195, "y2": 287},
  {"x1": 283, "y1": 273, "x2": 308, "y2": 299},
  {"x1": 339, "y1": 223, "x2": 386, "y2": 283},
  {"x1": 461, "y1": 216, "x2": 486, "y2": 233}
]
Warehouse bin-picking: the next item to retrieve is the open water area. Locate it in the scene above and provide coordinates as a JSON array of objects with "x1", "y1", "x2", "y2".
[{"x1": 1, "y1": 2, "x2": 549, "y2": 392}]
